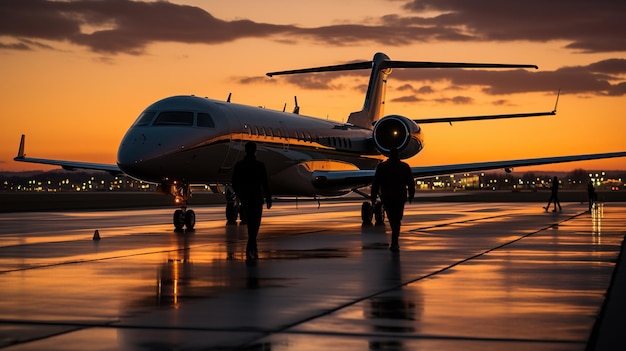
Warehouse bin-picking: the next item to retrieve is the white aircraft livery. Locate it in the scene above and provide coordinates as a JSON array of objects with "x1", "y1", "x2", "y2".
[{"x1": 15, "y1": 53, "x2": 626, "y2": 229}]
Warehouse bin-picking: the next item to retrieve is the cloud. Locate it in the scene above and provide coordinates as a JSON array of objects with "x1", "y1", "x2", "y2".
[
  {"x1": 0, "y1": 0, "x2": 294, "y2": 54},
  {"x1": 0, "y1": 38, "x2": 54, "y2": 51},
  {"x1": 434, "y1": 96, "x2": 474, "y2": 105},
  {"x1": 1, "y1": 0, "x2": 624, "y2": 55},
  {"x1": 492, "y1": 99, "x2": 512, "y2": 106},
  {"x1": 0, "y1": 42, "x2": 31, "y2": 51},
  {"x1": 391, "y1": 95, "x2": 424, "y2": 103},
  {"x1": 402, "y1": 0, "x2": 626, "y2": 53}
]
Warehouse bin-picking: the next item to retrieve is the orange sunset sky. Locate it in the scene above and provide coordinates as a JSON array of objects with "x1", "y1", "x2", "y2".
[{"x1": 1, "y1": 0, "x2": 625, "y2": 173}]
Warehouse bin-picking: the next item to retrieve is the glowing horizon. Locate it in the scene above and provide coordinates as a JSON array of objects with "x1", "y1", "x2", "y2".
[{"x1": 1, "y1": 0, "x2": 625, "y2": 173}]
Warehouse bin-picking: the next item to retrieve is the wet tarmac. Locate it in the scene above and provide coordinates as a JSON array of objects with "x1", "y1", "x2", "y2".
[{"x1": 0, "y1": 201, "x2": 624, "y2": 350}]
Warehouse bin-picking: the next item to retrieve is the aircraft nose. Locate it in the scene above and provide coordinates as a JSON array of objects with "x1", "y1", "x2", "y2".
[{"x1": 116, "y1": 129, "x2": 159, "y2": 179}]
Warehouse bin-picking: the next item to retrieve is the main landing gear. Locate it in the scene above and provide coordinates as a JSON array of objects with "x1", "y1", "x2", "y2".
[
  {"x1": 224, "y1": 185, "x2": 245, "y2": 225},
  {"x1": 361, "y1": 201, "x2": 385, "y2": 225}
]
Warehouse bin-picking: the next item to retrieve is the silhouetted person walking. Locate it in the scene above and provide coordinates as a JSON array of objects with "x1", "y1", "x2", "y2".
[
  {"x1": 232, "y1": 141, "x2": 272, "y2": 261},
  {"x1": 544, "y1": 176, "x2": 562, "y2": 212},
  {"x1": 587, "y1": 180, "x2": 597, "y2": 211},
  {"x1": 371, "y1": 147, "x2": 415, "y2": 252}
]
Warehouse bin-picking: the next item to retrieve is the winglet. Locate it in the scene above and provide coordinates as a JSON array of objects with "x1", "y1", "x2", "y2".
[
  {"x1": 553, "y1": 89, "x2": 561, "y2": 113},
  {"x1": 17, "y1": 134, "x2": 25, "y2": 158}
]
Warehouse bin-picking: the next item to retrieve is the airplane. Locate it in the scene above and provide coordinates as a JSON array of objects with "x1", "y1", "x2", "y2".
[{"x1": 15, "y1": 52, "x2": 626, "y2": 230}]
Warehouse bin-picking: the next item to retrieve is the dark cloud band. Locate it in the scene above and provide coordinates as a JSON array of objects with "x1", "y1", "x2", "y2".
[{"x1": 1, "y1": 0, "x2": 624, "y2": 54}]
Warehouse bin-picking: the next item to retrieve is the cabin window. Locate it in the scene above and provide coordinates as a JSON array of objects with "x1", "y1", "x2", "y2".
[
  {"x1": 154, "y1": 111, "x2": 194, "y2": 126},
  {"x1": 133, "y1": 111, "x2": 156, "y2": 126},
  {"x1": 197, "y1": 113, "x2": 215, "y2": 127}
]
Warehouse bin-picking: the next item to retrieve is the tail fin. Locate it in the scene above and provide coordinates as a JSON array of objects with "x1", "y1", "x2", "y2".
[
  {"x1": 347, "y1": 53, "x2": 392, "y2": 128},
  {"x1": 266, "y1": 53, "x2": 539, "y2": 129}
]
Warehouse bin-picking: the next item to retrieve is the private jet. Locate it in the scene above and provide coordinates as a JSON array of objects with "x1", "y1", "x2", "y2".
[{"x1": 15, "y1": 52, "x2": 626, "y2": 229}]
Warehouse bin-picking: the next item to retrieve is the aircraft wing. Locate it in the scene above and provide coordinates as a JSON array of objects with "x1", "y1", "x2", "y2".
[
  {"x1": 13, "y1": 135, "x2": 122, "y2": 175},
  {"x1": 414, "y1": 90, "x2": 559, "y2": 124},
  {"x1": 312, "y1": 151, "x2": 626, "y2": 191},
  {"x1": 413, "y1": 110, "x2": 555, "y2": 124}
]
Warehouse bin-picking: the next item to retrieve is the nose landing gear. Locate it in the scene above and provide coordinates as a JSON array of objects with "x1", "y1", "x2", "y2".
[
  {"x1": 161, "y1": 181, "x2": 196, "y2": 231},
  {"x1": 174, "y1": 208, "x2": 196, "y2": 231}
]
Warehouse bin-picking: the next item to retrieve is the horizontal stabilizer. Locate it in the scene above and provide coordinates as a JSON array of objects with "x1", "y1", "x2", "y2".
[
  {"x1": 267, "y1": 59, "x2": 537, "y2": 77},
  {"x1": 267, "y1": 61, "x2": 372, "y2": 77}
]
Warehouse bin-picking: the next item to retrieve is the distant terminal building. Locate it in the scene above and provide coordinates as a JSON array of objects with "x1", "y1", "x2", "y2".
[{"x1": 1, "y1": 169, "x2": 623, "y2": 193}]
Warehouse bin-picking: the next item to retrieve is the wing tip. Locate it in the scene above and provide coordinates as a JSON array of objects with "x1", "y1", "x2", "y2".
[{"x1": 17, "y1": 134, "x2": 25, "y2": 158}]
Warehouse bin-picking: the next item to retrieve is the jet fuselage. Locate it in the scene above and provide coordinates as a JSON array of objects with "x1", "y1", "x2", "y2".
[{"x1": 117, "y1": 95, "x2": 394, "y2": 196}]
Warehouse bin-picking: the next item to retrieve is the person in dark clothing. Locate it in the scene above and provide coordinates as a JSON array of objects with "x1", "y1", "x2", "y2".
[
  {"x1": 232, "y1": 141, "x2": 272, "y2": 261},
  {"x1": 587, "y1": 180, "x2": 598, "y2": 211},
  {"x1": 544, "y1": 176, "x2": 562, "y2": 212},
  {"x1": 371, "y1": 147, "x2": 415, "y2": 252}
]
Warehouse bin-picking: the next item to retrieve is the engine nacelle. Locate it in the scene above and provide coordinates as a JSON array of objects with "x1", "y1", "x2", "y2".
[{"x1": 373, "y1": 115, "x2": 424, "y2": 159}]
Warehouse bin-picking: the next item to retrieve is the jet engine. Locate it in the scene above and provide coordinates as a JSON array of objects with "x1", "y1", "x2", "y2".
[{"x1": 372, "y1": 115, "x2": 424, "y2": 159}]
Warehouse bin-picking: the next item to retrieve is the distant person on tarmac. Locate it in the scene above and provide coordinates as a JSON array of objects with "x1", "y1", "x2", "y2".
[
  {"x1": 232, "y1": 141, "x2": 272, "y2": 261},
  {"x1": 371, "y1": 147, "x2": 415, "y2": 252},
  {"x1": 544, "y1": 176, "x2": 562, "y2": 212},
  {"x1": 587, "y1": 180, "x2": 598, "y2": 211}
]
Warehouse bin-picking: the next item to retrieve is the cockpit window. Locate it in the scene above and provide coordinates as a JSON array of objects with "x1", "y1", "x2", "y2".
[
  {"x1": 134, "y1": 111, "x2": 156, "y2": 126},
  {"x1": 153, "y1": 111, "x2": 194, "y2": 126},
  {"x1": 197, "y1": 113, "x2": 215, "y2": 127}
]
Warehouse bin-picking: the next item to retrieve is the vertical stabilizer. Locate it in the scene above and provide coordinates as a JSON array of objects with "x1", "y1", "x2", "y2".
[
  {"x1": 266, "y1": 52, "x2": 392, "y2": 129},
  {"x1": 346, "y1": 53, "x2": 391, "y2": 128}
]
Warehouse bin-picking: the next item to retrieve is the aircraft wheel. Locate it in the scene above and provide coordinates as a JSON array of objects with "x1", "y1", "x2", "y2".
[
  {"x1": 361, "y1": 201, "x2": 373, "y2": 225},
  {"x1": 226, "y1": 202, "x2": 237, "y2": 224},
  {"x1": 374, "y1": 202, "x2": 385, "y2": 225},
  {"x1": 185, "y1": 210, "x2": 196, "y2": 230},
  {"x1": 173, "y1": 210, "x2": 185, "y2": 230}
]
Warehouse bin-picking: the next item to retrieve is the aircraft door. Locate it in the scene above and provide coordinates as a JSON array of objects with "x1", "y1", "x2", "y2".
[
  {"x1": 213, "y1": 103, "x2": 242, "y2": 173},
  {"x1": 280, "y1": 120, "x2": 289, "y2": 151}
]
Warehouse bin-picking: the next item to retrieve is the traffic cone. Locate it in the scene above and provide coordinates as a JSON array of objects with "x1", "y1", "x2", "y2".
[{"x1": 93, "y1": 230, "x2": 101, "y2": 240}]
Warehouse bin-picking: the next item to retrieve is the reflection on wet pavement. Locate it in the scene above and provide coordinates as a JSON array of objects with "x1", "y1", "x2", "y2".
[{"x1": 0, "y1": 201, "x2": 623, "y2": 350}]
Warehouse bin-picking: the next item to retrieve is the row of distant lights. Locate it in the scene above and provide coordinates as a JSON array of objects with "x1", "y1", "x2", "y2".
[
  {"x1": 5, "y1": 172, "x2": 622, "y2": 191},
  {"x1": 415, "y1": 172, "x2": 621, "y2": 189},
  {"x1": 6, "y1": 177, "x2": 152, "y2": 192}
]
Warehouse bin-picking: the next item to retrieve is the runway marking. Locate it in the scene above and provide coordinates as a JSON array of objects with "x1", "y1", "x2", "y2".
[
  {"x1": 235, "y1": 209, "x2": 592, "y2": 348},
  {"x1": 408, "y1": 213, "x2": 509, "y2": 231}
]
